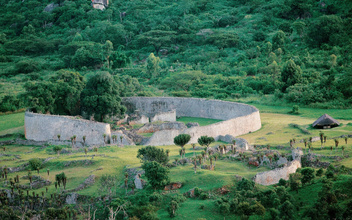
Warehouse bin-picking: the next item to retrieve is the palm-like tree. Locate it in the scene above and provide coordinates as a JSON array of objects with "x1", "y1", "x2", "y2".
[
  {"x1": 192, "y1": 144, "x2": 196, "y2": 157},
  {"x1": 330, "y1": 146, "x2": 333, "y2": 155},
  {"x1": 320, "y1": 132, "x2": 324, "y2": 150},
  {"x1": 303, "y1": 139, "x2": 307, "y2": 153},
  {"x1": 342, "y1": 146, "x2": 345, "y2": 157},
  {"x1": 197, "y1": 155, "x2": 202, "y2": 165},
  {"x1": 57, "y1": 134, "x2": 61, "y2": 141},
  {"x1": 192, "y1": 157, "x2": 197, "y2": 174},
  {"x1": 83, "y1": 136, "x2": 86, "y2": 146},
  {"x1": 166, "y1": 149, "x2": 170, "y2": 157},
  {"x1": 209, "y1": 155, "x2": 213, "y2": 170},
  {"x1": 345, "y1": 137, "x2": 348, "y2": 144},
  {"x1": 324, "y1": 136, "x2": 327, "y2": 143},
  {"x1": 334, "y1": 139, "x2": 339, "y2": 152},
  {"x1": 84, "y1": 148, "x2": 88, "y2": 157},
  {"x1": 308, "y1": 143, "x2": 312, "y2": 153},
  {"x1": 174, "y1": 158, "x2": 178, "y2": 166},
  {"x1": 179, "y1": 149, "x2": 183, "y2": 159}
]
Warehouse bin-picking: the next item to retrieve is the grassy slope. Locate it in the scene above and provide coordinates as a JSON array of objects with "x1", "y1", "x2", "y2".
[{"x1": 0, "y1": 112, "x2": 25, "y2": 136}]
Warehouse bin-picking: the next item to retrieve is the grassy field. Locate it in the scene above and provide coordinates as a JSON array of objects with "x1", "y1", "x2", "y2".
[
  {"x1": 0, "y1": 112, "x2": 24, "y2": 136},
  {"x1": 1, "y1": 105, "x2": 352, "y2": 219},
  {"x1": 176, "y1": 117, "x2": 222, "y2": 126}
]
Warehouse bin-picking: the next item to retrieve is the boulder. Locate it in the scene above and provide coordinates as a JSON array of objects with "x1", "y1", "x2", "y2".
[
  {"x1": 66, "y1": 193, "x2": 78, "y2": 205},
  {"x1": 164, "y1": 182, "x2": 182, "y2": 191},
  {"x1": 217, "y1": 135, "x2": 250, "y2": 150}
]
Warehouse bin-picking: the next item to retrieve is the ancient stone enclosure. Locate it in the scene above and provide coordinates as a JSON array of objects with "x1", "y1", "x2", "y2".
[
  {"x1": 122, "y1": 97, "x2": 262, "y2": 146},
  {"x1": 24, "y1": 97, "x2": 261, "y2": 147}
]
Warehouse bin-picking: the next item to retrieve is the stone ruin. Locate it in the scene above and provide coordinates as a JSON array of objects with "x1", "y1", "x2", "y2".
[{"x1": 24, "y1": 97, "x2": 261, "y2": 147}]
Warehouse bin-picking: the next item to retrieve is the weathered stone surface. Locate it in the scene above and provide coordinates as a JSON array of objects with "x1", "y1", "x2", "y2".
[
  {"x1": 253, "y1": 160, "x2": 301, "y2": 186},
  {"x1": 66, "y1": 193, "x2": 78, "y2": 205},
  {"x1": 292, "y1": 148, "x2": 303, "y2": 160},
  {"x1": 134, "y1": 174, "x2": 143, "y2": 189},
  {"x1": 276, "y1": 157, "x2": 288, "y2": 166},
  {"x1": 122, "y1": 97, "x2": 261, "y2": 146},
  {"x1": 137, "y1": 122, "x2": 187, "y2": 133},
  {"x1": 122, "y1": 130, "x2": 148, "y2": 145},
  {"x1": 186, "y1": 122, "x2": 199, "y2": 128},
  {"x1": 25, "y1": 112, "x2": 111, "y2": 146},
  {"x1": 150, "y1": 110, "x2": 176, "y2": 122},
  {"x1": 217, "y1": 135, "x2": 250, "y2": 150},
  {"x1": 111, "y1": 132, "x2": 135, "y2": 145},
  {"x1": 129, "y1": 115, "x2": 149, "y2": 125},
  {"x1": 7, "y1": 163, "x2": 29, "y2": 173}
]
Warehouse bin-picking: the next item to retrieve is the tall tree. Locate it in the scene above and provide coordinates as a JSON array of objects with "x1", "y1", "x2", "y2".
[
  {"x1": 142, "y1": 161, "x2": 170, "y2": 190},
  {"x1": 137, "y1": 30, "x2": 176, "y2": 55},
  {"x1": 81, "y1": 72, "x2": 126, "y2": 122},
  {"x1": 281, "y1": 59, "x2": 302, "y2": 91}
]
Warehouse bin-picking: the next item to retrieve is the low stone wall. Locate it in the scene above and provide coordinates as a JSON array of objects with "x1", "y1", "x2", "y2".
[
  {"x1": 25, "y1": 112, "x2": 111, "y2": 146},
  {"x1": 253, "y1": 160, "x2": 301, "y2": 186},
  {"x1": 122, "y1": 97, "x2": 261, "y2": 146}
]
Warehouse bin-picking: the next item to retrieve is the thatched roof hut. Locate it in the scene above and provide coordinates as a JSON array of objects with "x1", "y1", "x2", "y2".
[{"x1": 312, "y1": 114, "x2": 340, "y2": 129}]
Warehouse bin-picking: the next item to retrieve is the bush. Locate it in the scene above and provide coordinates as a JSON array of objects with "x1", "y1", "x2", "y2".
[
  {"x1": 237, "y1": 178, "x2": 255, "y2": 191},
  {"x1": 278, "y1": 178, "x2": 287, "y2": 187},
  {"x1": 316, "y1": 168, "x2": 324, "y2": 177},
  {"x1": 15, "y1": 59, "x2": 41, "y2": 74},
  {"x1": 29, "y1": 158, "x2": 42, "y2": 171}
]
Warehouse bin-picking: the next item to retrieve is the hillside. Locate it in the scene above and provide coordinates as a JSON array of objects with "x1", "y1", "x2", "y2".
[{"x1": 0, "y1": 0, "x2": 352, "y2": 113}]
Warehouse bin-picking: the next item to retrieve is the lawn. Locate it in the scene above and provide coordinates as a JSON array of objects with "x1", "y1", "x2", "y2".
[
  {"x1": 176, "y1": 117, "x2": 222, "y2": 126},
  {"x1": 0, "y1": 112, "x2": 25, "y2": 136}
]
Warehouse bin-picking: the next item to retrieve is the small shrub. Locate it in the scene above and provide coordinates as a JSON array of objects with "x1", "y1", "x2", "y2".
[
  {"x1": 316, "y1": 168, "x2": 324, "y2": 177},
  {"x1": 278, "y1": 178, "x2": 287, "y2": 187},
  {"x1": 200, "y1": 192, "x2": 208, "y2": 200},
  {"x1": 29, "y1": 158, "x2": 42, "y2": 171},
  {"x1": 15, "y1": 59, "x2": 41, "y2": 74}
]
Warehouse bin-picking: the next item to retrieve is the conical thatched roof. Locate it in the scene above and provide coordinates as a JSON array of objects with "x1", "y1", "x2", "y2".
[{"x1": 312, "y1": 114, "x2": 340, "y2": 128}]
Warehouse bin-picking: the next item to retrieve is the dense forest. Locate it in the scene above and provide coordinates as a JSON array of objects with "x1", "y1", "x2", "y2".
[{"x1": 0, "y1": 0, "x2": 352, "y2": 116}]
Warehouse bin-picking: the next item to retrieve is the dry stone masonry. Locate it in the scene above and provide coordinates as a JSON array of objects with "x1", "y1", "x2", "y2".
[
  {"x1": 25, "y1": 112, "x2": 111, "y2": 146},
  {"x1": 122, "y1": 97, "x2": 262, "y2": 146}
]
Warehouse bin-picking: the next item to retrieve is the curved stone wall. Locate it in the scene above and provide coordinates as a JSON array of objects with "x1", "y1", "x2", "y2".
[
  {"x1": 253, "y1": 160, "x2": 301, "y2": 186},
  {"x1": 25, "y1": 112, "x2": 111, "y2": 146},
  {"x1": 122, "y1": 97, "x2": 261, "y2": 146}
]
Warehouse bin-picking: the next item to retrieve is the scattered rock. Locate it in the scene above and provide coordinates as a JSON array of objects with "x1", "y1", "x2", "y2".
[
  {"x1": 19, "y1": 175, "x2": 51, "y2": 189},
  {"x1": 66, "y1": 175, "x2": 95, "y2": 192},
  {"x1": 164, "y1": 182, "x2": 182, "y2": 191},
  {"x1": 7, "y1": 163, "x2": 29, "y2": 173},
  {"x1": 64, "y1": 160, "x2": 94, "y2": 167},
  {"x1": 217, "y1": 187, "x2": 230, "y2": 195}
]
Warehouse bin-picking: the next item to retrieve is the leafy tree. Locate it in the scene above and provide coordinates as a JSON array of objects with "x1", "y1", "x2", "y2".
[
  {"x1": 301, "y1": 167, "x2": 315, "y2": 185},
  {"x1": 29, "y1": 158, "x2": 42, "y2": 171},
  {"x1": 167, "y1": 200, "x2": 179, "y2": 217},
  {"x1": 272, "y1": 30, "x2": 286, "y2": 50},
  {"x1": 81, "y1": 72, "x2": 126, "y2": 122},
  {"x1": 137, "y1": 146, "x2": 169, "y2": 165},
  {"x1": 53, "y1": 146, "x2": 63, "y2": 156},
  {"x1": 146, "y1": 53, "x2": 161, "y2": 78},
  {"x1": 279, "y1": 201, "x2": 295, "y2": 220},
  {"x1": 141, "y1": 161, "x2": 170, "y2": 190},
  {"x1": 174, "y1": 134, "x2": 191, "y2": 149},
  {"x1": 197, "y1": 136, "x2": 215, "y2": 149},
  {"x1": 307, "y1": 15, "x2": 344, "y2": 47},
  {"x1": 237, "y1": 178, "x2": 255, "y2": 191},
  {"x1": 25, "y1": 70, "x2": 85, "y2": 115},
  {"x1": 138, "y1": 30, "x2": 176, "y2": 55},
  {"x1": 289, "y1": 172, "x2": 301, "y2": 193},
  {"x1": 281, "y1": 59, "x2": 302, "y2": 91},
  {"x1": 206, "y1": 32, "x2": 239, "y2": 50}
]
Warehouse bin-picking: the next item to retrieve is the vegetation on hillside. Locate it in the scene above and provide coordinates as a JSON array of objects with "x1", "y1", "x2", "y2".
[{"x1": 0, "y1": 0, "x2": 352, "y2": 115}]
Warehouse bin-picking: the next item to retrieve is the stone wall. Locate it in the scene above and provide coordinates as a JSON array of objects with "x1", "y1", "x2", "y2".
[
  {"x1": 150, "y1": 110, "x2": 176, "y2": 122},
  {"x1": 25, "y1": 112, "x2": 111, "y2": 146},
  {"x1": 122, "y1": 97, "x2": 261, "y2": 146},
  {"x1": 253, "y1": 160, "x2": 301, "y2": 186}
]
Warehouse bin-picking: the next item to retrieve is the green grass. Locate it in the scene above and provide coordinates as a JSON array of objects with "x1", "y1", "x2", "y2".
[
  {"x1": 0, "y1": 112, "x2": 24, "y2": 135},
  {"x1": 177, "y1": 117, "x2": 222, "y2": 126}
]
